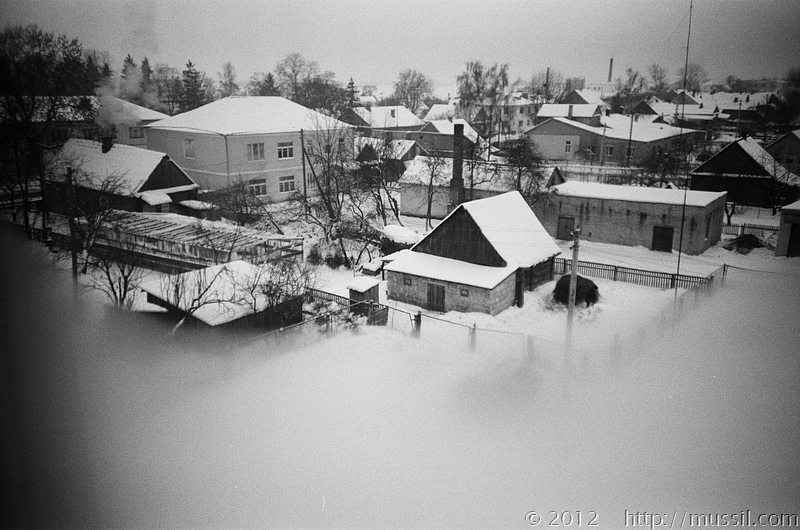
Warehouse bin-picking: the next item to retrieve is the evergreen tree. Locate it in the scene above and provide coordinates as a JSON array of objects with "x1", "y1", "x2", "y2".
[
  {"x1": 120, "y1": 54, "x2": 137, "y2": 79},
  {"x1": 181, "y1": 60, "x2": 205, "y2": 111},
  {"x1": 346, "y1": 77, "x2": 358, "y2": 107}
]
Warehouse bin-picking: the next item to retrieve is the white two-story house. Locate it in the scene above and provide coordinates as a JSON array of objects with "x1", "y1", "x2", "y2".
[{"x1": 145, "y1": 96, "x2": 352, "y2": 199}]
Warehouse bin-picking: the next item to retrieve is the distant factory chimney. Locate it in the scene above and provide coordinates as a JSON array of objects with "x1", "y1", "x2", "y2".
[
  {"x1": 450, "y1": 123, "x2": 465, "y2": 210},
  {"x1": 607, "y1": 58, "x2": 614, "y2": 84}
]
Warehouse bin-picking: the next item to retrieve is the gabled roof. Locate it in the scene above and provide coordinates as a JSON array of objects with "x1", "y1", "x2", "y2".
[
  {"x1": 537, "y1": 103, "x2": 601, "y2": 119},
  {"x1": 145, "y1": 96, "x2": 351, "y2": 135},
  {"x1": 354, "y1": 137, "x2": 425, "y2": 160},
  {"x1": 553, "y1": 181, "x2": 726, "y2": 207},
  {"x1": 451, "y1": 191, "x2": 561, "y2": 268},
  {"x1": 350, "y1": 105, "x2": 424, "y2": 128},
  {"x1": 52, "y1": 138, "x2": 198, "y2": 195},
  {"x1": 565, "y1": 89, "x2": 607, "y2": 106},
  {"x1": 423, "y1": 103, "x2": 456, "y2": 122},
  {"x1": 527, "y1": 116, "x2": 699, "y2": 143},
  {"x1": 691, "y1": 137, "x2": 800, "y2": 184},
  {"x1": 423, "y1": 118, "x2": 482, "y2": 144},
  {"x1": 386, "y1": 192, "x2": 560, "y2": 288}
]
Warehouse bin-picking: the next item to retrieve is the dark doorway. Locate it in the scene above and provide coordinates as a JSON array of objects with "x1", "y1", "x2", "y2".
[
  {"x1": 557, "y1": 216, "x2": 575, "y2": 240},
  {"x1": 651, "y1": 226, "x2": 674, "y2": 252},
  {"x1": 788, "y1": 224, "x2": 800, "y2": 257},
  {"x1": 427, "y1": 283, "x2": 445, "y2": 312}
]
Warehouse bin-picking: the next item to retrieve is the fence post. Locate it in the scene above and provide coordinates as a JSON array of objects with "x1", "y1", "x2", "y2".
[
  {"x1": 613, "y1": 265, "x2": 618, "y2": 282},
  {"x1": 468, "y1": 323, "x2": 477, "y2": 351},
  {"x1": 740, "y1": 223, "x2": 746, "y2": 236},
  {"x1": 411, "y1": 311, "x2": 421, "y2": 338},
  {"x1": 670, "y1": 273, "x2": 676, "y2": 289},
  {"x1": 722, "y1": 263, "x2": 728, "y2": 283}
]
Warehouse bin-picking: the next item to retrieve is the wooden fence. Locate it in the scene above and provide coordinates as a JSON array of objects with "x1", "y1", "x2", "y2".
[{"x1": 553, "y1": 257, "x2": 717, "y2": 291}]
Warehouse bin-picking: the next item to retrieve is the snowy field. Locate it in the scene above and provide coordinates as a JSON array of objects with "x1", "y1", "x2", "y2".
[{"x1": 3, "y1": 225, "x2": 800, "y2": 528}]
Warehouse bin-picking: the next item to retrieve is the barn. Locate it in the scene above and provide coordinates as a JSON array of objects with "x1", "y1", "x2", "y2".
[
  {"x1": 385, "y1": 191, "x2": 561, "y2": 315},
  {"x1": 533, "y1": 181, "x2": 727, "y2": 255}
]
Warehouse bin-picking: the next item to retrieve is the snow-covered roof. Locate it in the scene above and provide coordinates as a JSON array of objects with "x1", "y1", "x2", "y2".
[
  {"x1": 178, "y1": 200, "x2": 214, "y2": 210},
  {"x1": 385, "y1": 249, "x2": 517, "y2": 289},
  {"x1": 452, "y1": 191, "x2": 562, "y2": 268},
  {"x1": 354, "y1": 137, "x2": 423, "y2": 159},
  {"x1": 146, "y1": 96, "x2": 351, "y2": 135},
  {"x1": 537, "y1": 103, "x2": 600, "y2": 119},
  {"x1": 781, "y1": 200, "x2": 800, "y2": 213},
  {"x1": 52, "y1": 138, "x2": 197, "y2": 195},
  {"x1": 346, "y1": 277, "x2": 381, "y2": 293},
  {"x1": 732, "y1": 137, "x2": 800, "y2": 184},
  {"x1": 382, "y1": 224, "x2": 422, "y2": 245},
  {"x1": 139, "y1": 190, "x2": 172, "y2": 206},
  {"x1": 553, "y1": 181, "x2": 726, "y2": 207},
  {"x1": 98, "y1": 95, "x2": 168, "y2": 123},
  {"x1": 351, "y1": 105, "x2": 424, "y2": 128},
  {"x1": 423, "y1": 103, "x2": 456, "y2": 122},
  {"x1": 571, "y1": 89, "x2": 607, "y2": 106},
  {"x1": 528, "y1": 116, "x2": 701, "y2": 143},
  {"x1": 425, "y1": 118, "x2": 482, "y2": 144},
  {"x1": 139, "y1": 260, "x2": 278, "y2": 326}
]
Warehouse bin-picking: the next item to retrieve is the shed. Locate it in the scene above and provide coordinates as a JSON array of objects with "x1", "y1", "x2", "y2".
[
  {"x1": 385, "y1": 191, "x2": 561, "y2": 315},
  {"x1": 347, "y1": 277, "x2": 382, "y2": 316},
  {"x1": 533, "y1": 182, "x2": 727, "y2": 255}
]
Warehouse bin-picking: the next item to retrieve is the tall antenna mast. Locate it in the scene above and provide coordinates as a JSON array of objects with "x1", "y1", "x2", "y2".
[{"x1": 675, "y1": 0, "x2": 693, "y2": 298}]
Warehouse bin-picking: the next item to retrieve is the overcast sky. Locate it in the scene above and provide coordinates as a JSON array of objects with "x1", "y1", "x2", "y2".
[{"x1": 2, "y1": 0, "x2": 799, "y2": 94}]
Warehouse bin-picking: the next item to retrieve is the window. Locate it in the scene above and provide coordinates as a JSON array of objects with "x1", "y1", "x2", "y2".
[
  {"x1": 390, "y1": 109, "x2": 396, "y2": 118},
  {"x1": 183, "y1": 139, "x2": 195, "y2": 159},
  {"x1": 626, "y1": 146, "x2": 635, "y2": 158},
  {"x1": 565, "y1": 140, "x2": 572, "y2": 153},
  {"x1": 247, "y1": 143, "x2": 265, "y2": 161},
  {"x1": 403, "y1": 277, "x2": 412, "y2": 286},
  {"x1": 277, "y1": 141, "x2": 294, "y2": 159},
  {"x1": 249, "y1": 178, "x2": 267, "y2": 196},
  {"x1": 279, "y1": 175, "x2": 295, "y2": 193},
  {"x1": 605, "y1": 145, "x2": 614, "y2": 157},
  {"x1": 129, "y1": 127, "x2": 144, "y2": 139},
  {"x1": 518, "y1": 120, "x2": 523, "y2": 128},
  {"x1": 460, "y1": 289, "x2": 469, "y2": 297}
]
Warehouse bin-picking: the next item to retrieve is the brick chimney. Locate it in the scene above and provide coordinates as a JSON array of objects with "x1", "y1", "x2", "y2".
[
  {"x1": 101, "y1": 136, "x2": 113, "y2": 153},
  {"x1": 450, "y1": 123, "x2": 465, "y2": 210},
  {"x1": 568, "y1": 104, "x2": 574, "y2": 119}
]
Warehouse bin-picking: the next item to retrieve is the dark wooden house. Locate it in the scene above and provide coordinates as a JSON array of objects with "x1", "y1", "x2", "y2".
[
  {"x1": 690, "y1": 136, "x2": 800, "y2": 209},
  {"x1": 47, "y1": 138, "x2": 206, "y2": 217},
  {"x1": 385, "y1": 191, "x2": 561, "y2": 315}
]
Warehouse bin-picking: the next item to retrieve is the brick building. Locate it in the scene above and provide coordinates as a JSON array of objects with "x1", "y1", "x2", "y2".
[{"x1": 533, "y1": 182, "x2": 726, "y2": 255}]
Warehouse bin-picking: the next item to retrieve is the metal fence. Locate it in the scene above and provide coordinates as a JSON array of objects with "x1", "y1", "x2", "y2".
[
  {"x1": 721, "y1": 223, "x2": 779, "y2": 238},
  {"x1": 553, "y1": 257, "x2": 717, "y2": 291}
]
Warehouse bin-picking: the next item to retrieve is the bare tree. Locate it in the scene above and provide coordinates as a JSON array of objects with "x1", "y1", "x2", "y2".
[
  {"x1": 677, "y1": 62, "x2": 709, "y2": 93},
  {"x1": 613, "y1": 67, "x2": 646, "y2": 114},
  {"x1": 528, "y1": 68, "x2": 569, "y2": 104},
  {"x1": 355, "y1": 136, "x2": 405, "y2": 226},
  {"x1": 153, "y1": 63, "x2": 182, "y2": 115},
  {"x1": 501, "y1": 135, "x2": 553, "y2": 206},
  {"x1": 157, "y1": 263, "x2": 232, "y2": 334},
  {"x1": 393, "y1": 69, "x2": 432, "y2": 114},
  {"x1": 208, "y1": 177, "x2": 284, "y2": 233},
  {"x1": 275, "y1": 52, "x2": 319, "y2": 100},
  {"x1": 422, "y1": 154, "x2": 449, "y2": 230},
  {"x1": 217, "y1": 61, "x2": 239, "y2": 98},
  {"x1": 648, "y1": 63, "x2": 669, "y2": 94},
  {"x1": 86, "y1": 237, "x2": 146, "y2": 309}
]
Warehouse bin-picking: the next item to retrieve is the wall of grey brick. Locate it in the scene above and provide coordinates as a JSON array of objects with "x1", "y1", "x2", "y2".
[
  {"x1": 533, "y1": 194, "x2": 726, "y2": 255},
  {"x1": 387, "y1": 270, "x2": 517, "y2": 315}
]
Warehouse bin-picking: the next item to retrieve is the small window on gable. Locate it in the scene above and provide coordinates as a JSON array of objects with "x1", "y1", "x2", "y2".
[
  {"x1": 183, "y1": 139, "x2": 195, "y2": 159},
  {"x1": 460, "y1": 289, "x2": 469, "y2": 297},
  {"x1": 403, "y1": 277, "x2": 412, "y2": 286},
  {"x1": 129, "y1": 127, "x2": 144, "y2": 139}
]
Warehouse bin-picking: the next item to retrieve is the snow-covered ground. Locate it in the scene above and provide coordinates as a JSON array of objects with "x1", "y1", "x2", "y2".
[{"x1": 4, "y1": 221, "x2": 800, "y2": 528}]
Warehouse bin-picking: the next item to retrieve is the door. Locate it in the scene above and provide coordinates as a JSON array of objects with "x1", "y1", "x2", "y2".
[
  {"x1": 557, "y1": 216, "x2": 575, "y2": 240},
  {"x1": 651, "y1": 226, "x2": 674, "y2": 252},
  {"x1": 788, "y1": 224, "x2": 800, "y2": 257},
  {"x1": 427, "y1": 283, "x2": 445, "y2": 312}
]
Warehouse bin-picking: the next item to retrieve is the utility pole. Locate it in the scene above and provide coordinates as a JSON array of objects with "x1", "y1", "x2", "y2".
[
  {"x1": 566, "y1": 226, "x2": 581, "y2": 348},
  {"x1": 66, "y1": 166, "x2": 78, "y2": 282},
  {"x1": 627, "y1": 112, "x2": 635, "y2": 167}
]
